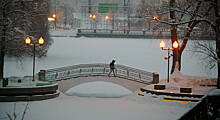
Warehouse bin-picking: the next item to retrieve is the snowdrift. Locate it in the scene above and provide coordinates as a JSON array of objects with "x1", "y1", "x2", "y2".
[
  {"x1": 160, "y1": 69, "x2": 217, "y2": 87},
  {"x1": 65, "y1": 81, "x2": 132, "y2": 98}
]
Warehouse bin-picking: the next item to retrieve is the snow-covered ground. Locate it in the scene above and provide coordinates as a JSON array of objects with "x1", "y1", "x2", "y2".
[
  {"x1": 0, "y1": 90, "x2": 194, "y2": 120},
  {"x1": 144, "y1": 69, "x2": 216, "y2": 95}
]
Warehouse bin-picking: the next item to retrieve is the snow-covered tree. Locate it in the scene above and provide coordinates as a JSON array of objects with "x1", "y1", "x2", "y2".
[
  {"x1": 49, "y1": 0, "x2": 75, "y2": 28},
  {"x1": 151, "y1": 0, "x2": 219, "y2": 87},
  {"x1": 146, "y1": 0, "x2": 214, "y2": 71},
  {"x1": 0, "y1": 0, "x2": 52, "y2": 78}
]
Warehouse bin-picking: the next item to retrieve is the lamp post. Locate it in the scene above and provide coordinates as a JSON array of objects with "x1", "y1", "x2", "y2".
[
  {"x1": 105, "y1": 15, "x2": 110, "y2": 30},
  {"x1": 160, "y1": 40, "x2": 179, "y2": 82},
  {"x1": 52, "y1": 13, "x2": 56, "y2": 30},
  {"x1": 25, "y1": 37, "x2": 44, "y2": 81}
]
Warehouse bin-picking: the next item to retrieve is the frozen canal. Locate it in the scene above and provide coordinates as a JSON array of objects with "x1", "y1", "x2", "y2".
[{"x1": 4, "y1": 36, "x2": 217, "y2": 79}]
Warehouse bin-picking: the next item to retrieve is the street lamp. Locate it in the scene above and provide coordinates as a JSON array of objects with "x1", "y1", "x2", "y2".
[
  {"x1": 105, "y1": 15, "x2": 110, "y2": 20},
  {"x1": 160, "y1": 40, "x2": 179, "y2": 82},
  {"x1": 92, "y1": 14, "x2": 96, "y2": 19},
  {"x1": 25, "y1": 37, "x2": 45, "y2": 81}
]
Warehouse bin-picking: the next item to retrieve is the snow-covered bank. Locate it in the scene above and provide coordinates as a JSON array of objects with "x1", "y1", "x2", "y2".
[
  {"x1": 143, "y1": 69, "x2": 216, "y2": 95},
  {"x1": 162, "y1": 69, "x2": 217, "y2": 87},
  {"x1": 49, "y1": 29, "x2": 77, "y2": 37}
]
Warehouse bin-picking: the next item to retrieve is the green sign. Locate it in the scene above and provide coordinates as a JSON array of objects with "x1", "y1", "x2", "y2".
[{"x1": 98, "y1": 3, "x2": 118, "y2": 13}]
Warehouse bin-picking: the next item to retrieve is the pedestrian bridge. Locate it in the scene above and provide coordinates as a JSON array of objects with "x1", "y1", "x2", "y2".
[{"x1": 38, "y1": 63, "x2": 159, "y2": 92}]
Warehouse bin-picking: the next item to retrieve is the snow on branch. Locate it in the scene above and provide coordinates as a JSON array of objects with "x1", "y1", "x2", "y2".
[
  {"x1": 154, "y1": 18, "x2": 194, "y2": 26},
  {"x1": 154, "y1": 17, "x2": 216, "y2": 29}
]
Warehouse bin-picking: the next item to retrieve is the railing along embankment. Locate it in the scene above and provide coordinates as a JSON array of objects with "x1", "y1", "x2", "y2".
[{"x1": 178, "y1": 89, "x2": 220, "y2": 120}]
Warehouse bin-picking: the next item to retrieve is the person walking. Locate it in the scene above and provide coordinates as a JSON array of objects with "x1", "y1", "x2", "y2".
[{"x1": 108, "y1": 60, "x2": 116, "y2": 77}]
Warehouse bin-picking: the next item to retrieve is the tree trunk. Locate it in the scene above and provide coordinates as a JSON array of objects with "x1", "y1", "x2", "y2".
[
  {"x1": 0, "y1": 46, "x2": 4, "y2": 79},
  {"x1": 169, "y1": 0, "x2": 180, "y2": 74},
  {"x1": 169, "y1": 0, "x2": 199, "y2": 74},
  {"x1": 214, "y1": 0, "x2": 220, "y2": 89},
  {"x1": 0, "y1": 6, "x2": 6, "y2": 79}
]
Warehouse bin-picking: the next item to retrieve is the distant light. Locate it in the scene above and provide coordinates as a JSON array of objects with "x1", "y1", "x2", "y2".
[
  {"x1": 38, "y1": 37, "x2": 44, "y2": 45},
  {"x1": 89, "y1": 14, "x2": 93, "y2": 18},
  {"x1": 48, "y1": 17, "x2": 55, "y2": 21},
  {"x1": 92, "y1": 15, "x2": 96, "y2": 19},
  {"x1": 105, "y1": 15, "x2": 109, "y2": 20},
  {"x1": 25, "y1": 37, "x2": 31, "y2": 44},
  {"x1": 153, "y1": 16, "x2": 158, "y2": 20},
  {"x1": 52, "y1": 14, "x2": 56, "y2": 18}
]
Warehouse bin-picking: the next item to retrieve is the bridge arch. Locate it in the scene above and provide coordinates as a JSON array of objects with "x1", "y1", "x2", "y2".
[
  {"x1": 58, "y1": 76, "x2": 150, "y2": 92},
  {"x1": 38, "y1": 63, "x2": 159, "y2": 92}
]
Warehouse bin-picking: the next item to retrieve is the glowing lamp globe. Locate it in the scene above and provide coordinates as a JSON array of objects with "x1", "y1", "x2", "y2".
[
  {"x1": 89, "y1": 14, "x2": 93, "y2": 18},
  {"x1": 173, "y1": 41, "x2": 179, "y2": 48},
  {"x1": 92, "y1": 15, "x2": 96, "y2": 19},
  {"x1": 160, "y1": 41, "x2": 165, "y2": 49},
  {"x1": 105, "y1": 15, "x2": 109, "y2": 20},
  {"x1": 25, "y1": 37, "x2": 31, "y2": 44},
  {"x1": 38, "y1": 37, "x2": 44, "y2": 45},
  {"x1": 52, "y1": 14, "x2": 56, "y2": 18}
]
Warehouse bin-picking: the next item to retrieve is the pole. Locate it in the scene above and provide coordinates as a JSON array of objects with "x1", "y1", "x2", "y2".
[
  {"x1": 33, "y1": 43, "x2": 35, "y2": 81},
  {"x1": 54, "y1": 1, "x2": 56, "y2": 30},
  {"x1": 167, "y1": 48, "x2": 170, "y2": 82}
]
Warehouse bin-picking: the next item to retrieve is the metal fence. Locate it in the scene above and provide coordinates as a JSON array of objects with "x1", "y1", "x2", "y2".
[
  {"x1": 178, "y1": 89, "x2": 220, "y2": 120},
  {"x1": 77, "y1": 29, "x2": 160, "y2": 35},
  {"x1": 76, "y1": 28, "x2": 172, "y2": 38},
  {"x1": 38, "y1": 63, "x2": 156, "y2": 83}
]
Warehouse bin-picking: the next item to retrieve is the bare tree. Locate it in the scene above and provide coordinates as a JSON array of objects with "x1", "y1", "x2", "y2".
[
  {"x1": 193, "y1": 0, "x2": 220, "y2": 88},
  {"x1": 151, "y1": 0, "x2": 219, "y2": 88},
  {"x1": 5, "y1": 102, "x2": 31, "y2": 120},
  {"x1": 150, "y1": 0, "x2": 215, "y2": 72}
]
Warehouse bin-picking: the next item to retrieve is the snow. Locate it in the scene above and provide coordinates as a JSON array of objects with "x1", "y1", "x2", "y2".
[
  {"x1": 0, "y1": 77, "x2": 199, "y2": 120},
  {"x1": 207, "y1": 89, "x2": 220, "y2": 96},
  {"x1": 49, "y1": 29, "x2": 77, "y2": 37},
  {"x1": 0, "y1": 92, "x2": 194, "y2": 120},
  {"x1": 4, "y1": 29, "x2": 217, "y2": 79},
  {"x1": 161, "y1": 69, "x2": 217, "y2": 87},
  {"x1": 65, "y1": 81, "x2": 132, "y2": 98},
  {"x1": 143, "y1": 69, "x2": 216, "y2": 95},
  {"x1": 1, "y1": 29, "x2": 217, "y2": 120}
]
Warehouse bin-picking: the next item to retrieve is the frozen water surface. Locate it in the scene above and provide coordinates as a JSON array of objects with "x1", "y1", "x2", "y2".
[{"x1": 4, "y1": 37, "x2": 217, "y2": 79}]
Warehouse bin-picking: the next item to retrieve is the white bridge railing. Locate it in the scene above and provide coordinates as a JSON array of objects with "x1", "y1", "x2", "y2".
[{"x1": 38, "y1": 63, "x2": 159, "y2": 84}]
